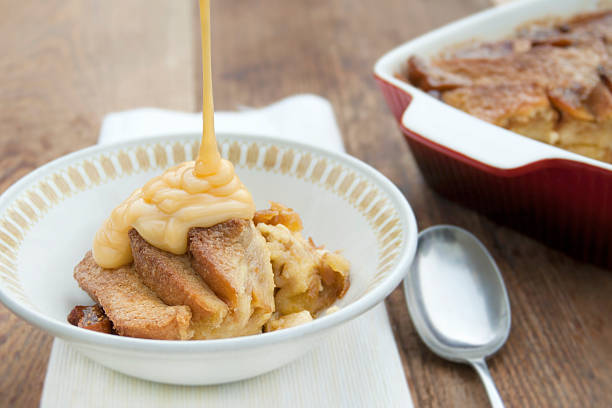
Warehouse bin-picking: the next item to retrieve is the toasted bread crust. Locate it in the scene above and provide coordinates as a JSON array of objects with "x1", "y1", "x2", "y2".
[
  {"x1": 189, "y1": 220, "x2": 274, "y2": 312},
  {"x1": 189, "y1": 219, "x2": 275, "y2": 338},
  {"x1": 67, "y1": 304, "x2": 114, "y2": 334},
  {"x1": 74, "y1": 252, "x2": 193, "y2": 340},
  {"x1": 129, "y1": 229, "x2": 228, "y2": 328},
  {"x1": 189, "y1": 220, "x2": 246, "y2": 308}
]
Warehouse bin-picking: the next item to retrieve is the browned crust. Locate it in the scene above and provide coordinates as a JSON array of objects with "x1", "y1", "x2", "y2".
[
  {"x1": 188, "y1": 219, "x2": 275, "y2": 338},
  {"x1": 586, "y1": 81, "x2": 612, "y2": 121},
  {"x1": 407, "y1": 56, "x2": 469, "y2": 92},
  {"x1": 67, "y1": 304, "x2": 114, "y2": 334},
  {"x1": 442, "y1": 82, "x2": 553, "y2": 125},
  {"x1": 404, "y1": 10, "x2": 612, "y2": 163},
  {"x1": 253, "y1": 202, "x2": 303, "y2": 232},
  {"x1": 74, "y1": 252, "x2": 193, "y2": 340},
  {"x1": 188, "y1": 219, "x2": 250, "y2": 308},
  {"x1": 129, "y1": 229, "x2": 228, "y2": 327}
]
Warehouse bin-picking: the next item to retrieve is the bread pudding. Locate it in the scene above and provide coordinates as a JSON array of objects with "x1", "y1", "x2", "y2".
[
  {"x1": 68, "y1": 0, "x2": 350, "y2": 340},
  {"x1": 69, "y1": 204, "x2": 350, "y2": 340},
  {"x1": 401, "y1": 10, "x2": 612, "y2": 163}
]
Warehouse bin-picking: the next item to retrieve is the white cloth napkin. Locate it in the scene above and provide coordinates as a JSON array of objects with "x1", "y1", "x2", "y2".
[{"x1": 40, "y1": 94, "x2": 413, "y2": 408}]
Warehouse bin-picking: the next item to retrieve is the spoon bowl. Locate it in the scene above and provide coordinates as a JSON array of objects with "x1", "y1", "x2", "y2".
[{"x1": 404, "y1": 225, "x2": 511, "y2": 407}]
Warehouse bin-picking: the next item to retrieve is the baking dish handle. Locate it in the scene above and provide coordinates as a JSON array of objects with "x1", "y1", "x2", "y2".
[{"x1": 400, "y1": 90, "x2": 585, "y2": 170}]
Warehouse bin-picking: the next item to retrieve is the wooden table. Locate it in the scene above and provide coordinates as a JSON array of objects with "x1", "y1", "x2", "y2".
[{"x1": 1, "y1": 1, "x2": 610, "y2": 406}]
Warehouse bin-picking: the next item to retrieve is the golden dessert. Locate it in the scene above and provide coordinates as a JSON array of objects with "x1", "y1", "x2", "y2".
[
  {"x1": 401, "y1": 10, "x2": 612, "y2": 163},
  {"x1": 72, "y1": 205, "x2": 350, "y2": 340},
  {"x1": 68, "y1": 0, "x2": 350, "y2": 340},
  {"x1": 257, "y1": 217, "x2": 350, "y2": 316}
]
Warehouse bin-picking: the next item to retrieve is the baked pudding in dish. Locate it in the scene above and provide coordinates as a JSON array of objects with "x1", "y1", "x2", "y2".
[
  {"x1": 69, "y1": 203, "x2": 350, "y2": 340},
  {"x1": 401, "y1": 10, "x2": 612, "y2": 164}
]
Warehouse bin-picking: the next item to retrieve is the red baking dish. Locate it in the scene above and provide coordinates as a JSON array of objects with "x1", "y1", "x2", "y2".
[{"x1": 374, "y1": 0, "x2": 612, "y2": 268}]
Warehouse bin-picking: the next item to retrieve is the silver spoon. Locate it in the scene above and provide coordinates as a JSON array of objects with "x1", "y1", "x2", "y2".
[{"x1": 404, "y1": 225, "x2": 511, "y2": 408}]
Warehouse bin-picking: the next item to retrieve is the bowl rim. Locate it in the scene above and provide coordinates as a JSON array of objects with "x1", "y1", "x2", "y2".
[
  {"x1": 0, "y1": 132, "x2": 418, "y2": 353},
  {"x1": 372, "y1": 0, "x2": 612, "y2": 173}
]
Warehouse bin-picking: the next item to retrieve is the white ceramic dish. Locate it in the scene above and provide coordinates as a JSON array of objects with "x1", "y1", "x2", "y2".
[
  {"x1": 374, "y1": 0, "x2": 612, "y2": 173},
  {"x1": 0, "y1": 133, "x2": 417, "y2": 385}
]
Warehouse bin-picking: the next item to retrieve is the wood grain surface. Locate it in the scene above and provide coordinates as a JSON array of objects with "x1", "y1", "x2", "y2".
[{"x1": 0, "y1": 0, "x2": 610, "y2": 407}]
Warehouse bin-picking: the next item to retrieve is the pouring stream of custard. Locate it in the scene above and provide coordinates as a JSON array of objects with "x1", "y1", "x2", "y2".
[{"x1": 92, "y1": 0, "x2": 255, "y2": 268}]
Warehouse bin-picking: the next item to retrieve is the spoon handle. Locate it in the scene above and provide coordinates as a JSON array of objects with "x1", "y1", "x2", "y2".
[{"x1": 469, "y1": 358, "x2": 505, "y2": 408}]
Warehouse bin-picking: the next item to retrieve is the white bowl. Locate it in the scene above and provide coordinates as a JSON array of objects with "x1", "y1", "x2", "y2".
[{"x1": 0, "y1": 133, "x2": 417, "y2": 385}]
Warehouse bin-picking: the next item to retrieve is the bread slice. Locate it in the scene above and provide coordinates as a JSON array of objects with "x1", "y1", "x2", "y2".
[
  {"x1": 129, "y1": 229, "x2": 228, "y2": 329},
  {"x1": 189, "y1": 219, "x2": 275, "y2": 338},
  {"x1": 74, "y1": 252, "x2": 193, "y2": 340}
]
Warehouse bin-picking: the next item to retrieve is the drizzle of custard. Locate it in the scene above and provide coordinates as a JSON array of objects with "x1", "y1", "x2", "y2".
[{"x1": 92, "y1": 0, "x2": 254, "y2": 269}]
